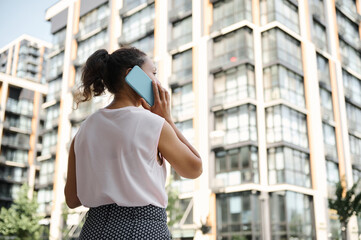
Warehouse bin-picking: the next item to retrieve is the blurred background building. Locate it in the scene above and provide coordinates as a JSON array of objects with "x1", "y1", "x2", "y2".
[
  {"x1": 1, "y1": 0, "x2": 360, "y2": 239},
  {"x1": 0, "y1": 35, "x2": 49, "y2": 210}
]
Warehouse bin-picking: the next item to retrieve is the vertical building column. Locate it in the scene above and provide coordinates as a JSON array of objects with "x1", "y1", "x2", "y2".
[
  {"x1": 11, "y1": 42, "x2": 20, "y2": 76},
  {"x1": 192, "y1": 0, "x2": 211, "y2": 239},
  {"x1": 0, "y1": 81, "x2": 9, "y2": 145},
  {"x1": 325, "y1": 0, "x2": 359, "y2": 237},
  {"x1": 6, "y1": 46, "x2": 13, "y2": 75},
  {"x1": 252, "y1": 0, "x2": 270, "y2": 239},
  {"x1": 49, "y1": 1, "x2": 75, "y2": 239},
  {"x1": 28, "y1": 91, "x2": 42, "y2": 198},
  {"x1": 298, "y1": 0, "x2": 329, "y2": 238},
  {"x1": 109, "y1": 0, "x2": 121, "y2": 52}
]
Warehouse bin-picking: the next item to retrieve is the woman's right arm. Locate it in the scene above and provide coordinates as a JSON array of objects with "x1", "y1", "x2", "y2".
[{"x1": 141, "y1": 81, "x2": 202, "y2": 179}]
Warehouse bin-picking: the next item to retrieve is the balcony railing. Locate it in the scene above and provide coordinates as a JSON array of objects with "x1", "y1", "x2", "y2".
[
  {"x1": 211, "y1": 89, "x2": 252, "y2": 108},
  {"x1": 168, "y1": 33, "x2": 192, "y2": 51},
  {"x1": 119, "y1": 20, "x2": 154, "y2": 45},
  {"x1": 168, "y1": 68, "x2": 192, "y2": 87},
  {"x1": 172, "y1": 102, "x2": 194, "y2": 121},
  {"x1": 210, "y1": 49, "x2": 253, "y2": 72},
  {"x1": 76, "y1": 17, "x2": 109, "y2": 42}
]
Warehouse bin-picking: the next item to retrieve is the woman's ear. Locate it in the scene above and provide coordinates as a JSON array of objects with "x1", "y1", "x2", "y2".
[{"x1": 125, "y1": 67, "x2": 132, "y2": 76}]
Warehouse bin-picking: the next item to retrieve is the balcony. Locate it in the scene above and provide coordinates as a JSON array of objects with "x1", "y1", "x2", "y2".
[
  {"x1": 335, "y1": 0, "x2": 361, "y2": 23},
  {"x1": 211, "y1": 90, "x2": 252, "y2": 108},
  {"x1": 168, "y1": 0, "x2": 192, "y2": 23},
  {"x1": 172, "y1": 102, "x2": 194, "y2": 122},
  {"x1": 1, "y1": 137, "x2": 30, "y2": 150},
  {"x1": 3, "y1": 121, "x2": 32, "y2": 135},
  {"x1": 210, "y1": 51, "x2": 253, "y2": 73},
  {"x1": 76, "y1": 17, "x2": 109, "y2": 42}
]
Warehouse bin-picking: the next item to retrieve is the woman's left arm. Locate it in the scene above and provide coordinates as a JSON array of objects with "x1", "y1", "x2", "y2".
[{"x1": 64, "y1": 138, "x2": 82, "y2": 209}]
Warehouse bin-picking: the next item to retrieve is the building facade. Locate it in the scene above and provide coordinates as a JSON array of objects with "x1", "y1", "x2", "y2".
[
  {"x1": 44, "y1": 0, "x2": 361, "y2": 239},
  {"x1": 0, "y1": 35, "x2": 49, "y2": 210}
]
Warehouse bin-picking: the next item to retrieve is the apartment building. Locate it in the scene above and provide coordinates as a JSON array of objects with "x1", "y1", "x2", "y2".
[
  {"x1": 0, "y1": 35, "x2": 49, "y2": 210},
  {"x1": 44, "y1": 0, "x2": 361, "y2": 239}
]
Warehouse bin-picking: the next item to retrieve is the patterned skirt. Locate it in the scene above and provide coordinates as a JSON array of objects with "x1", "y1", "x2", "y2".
[{"x1": 78, "y1": 204, "x2": 172, "y2": 239}]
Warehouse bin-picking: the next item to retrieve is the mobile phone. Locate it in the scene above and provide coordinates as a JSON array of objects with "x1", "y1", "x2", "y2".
[{"x1": 125, "y1": 65, "x2": 154, "y2": 106}]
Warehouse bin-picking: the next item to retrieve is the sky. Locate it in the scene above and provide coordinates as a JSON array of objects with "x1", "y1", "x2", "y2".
[{"x1": 0, "y1": 0, "x2": 59, "y2": 48}]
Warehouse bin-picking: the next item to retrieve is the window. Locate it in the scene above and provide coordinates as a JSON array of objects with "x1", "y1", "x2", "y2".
[
  {"x1": 343, "y1": 70, "x2": 361, "y2": 106},
  {"x1": 316, "y1": 54, "x2": 330, "y2": 87},
  {"x1": 79, "y1": 4, "x2": 109, "y2": 36},
  {"x1": 48, "y1": 52, "x2": 64, "y2": 80},
  {"x1": 42, "y1": 130, "x2": 58, "y2": 155},
  {"x1": 326, "y1": 160, "x2": 340, "y2": 197},
  {"x1": 1, "y1": 149, "x2": 28, "y2": 164},
  {"x1": 45, "y1": 104, "x2": 60, "y2": 129},
  {"x1": 123, "y1": 0, "x2": 148, "y2": 11},
  {"x1": 172, "y1": 50, "x2": 192, "y2": 82},
  {"x1": 319, "y1": 87, "x2": 334, "y2": 122},
  {"x1": 339, "y1": 39, "x2": 361, "y2": 75},
  {"x1": 37, "y1": 187, "x2": 53, "y2": 214},
  {"x1": 132, "y1": 34, "x2": 154, "y2": 57},
  {"x1": 214, "y1": 104, "x2": 257, "y2": 146},
  {"x1": 216, "y1": 191, "x2": 261, "y2": 239},
  {"x1": 77, "y1": 30, "x2": 108, "y2": 65},
  {"x1": 346, "y1": 102, "x2": 361, "y2": 134},
  {"x1": 211, "y1": 0, "x2": 252, "y2": 32},
  {"x1": 175, "y1": 119, "x2": 194, "y2": 145},
  {"x1": 47, "y1": 78, "x2": 62, "y2": 102},
  {"x1": 336, "y1": 10, "x2": 360, "y2": 45},
  {"x1": 263, "y1": 64, "x2": 305, "y2": 108},
  {"x1": 169, "y1": 16, "x2": 192, "y2": 50},
  {"x1": 266, "y1": 105, "x2": 308, "y2": 148},
  {"x1": 171, "y1": 83, "x2": 194, "y2": 120},
  {"x1": 52, "y1": 28, "x2": 66, "y2": 51},
  {"x1": 270, "y1": 191, "x2": 315, "y2": 239},
  {"x1": 213, "y1": 64, "x2": 255, "y2": 106},
  {"x1": 268, "y1": 147, "x2": 311, "y2": 187},
  {"x1": 260, "y1": 0, "x2": 300, "y2": 33},
  {"x1": 39, "y1": 159, "x2": 55, "y2": 186},
  {"x1": 211, "y1": 27, "x2": 253, "y2": 70},
  {"x1": 121, "y1": 4, "x2": 155, "y2": 43},
  {"x1": 349, "y1": 134, "x2": 361, "y2": 169},
  {"x1": 262, "y1": 28, "x2": 302, "y2": 72},
  {"x1": 322, "y1": 123, "x2": 337, "y2": 160},
  {"x1": 0, "y1": 166, "x2": 27, "y2": 182},
  {"x1": 312, "y1": 20, "x2": 328, "y2": 52},
  {"x1": 214, "y1": 146, "x2": 259, "y2": 187}
]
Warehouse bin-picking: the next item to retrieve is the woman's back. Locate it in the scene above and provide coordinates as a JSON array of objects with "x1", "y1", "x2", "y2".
[{"x1": 75, "y1": 106, "x2": 167, "y2": 208}]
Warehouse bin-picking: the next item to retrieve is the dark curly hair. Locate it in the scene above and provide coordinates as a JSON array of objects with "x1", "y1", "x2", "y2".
[{"x1": 75, "y1": 47, "x2": 146, "y2": 106}]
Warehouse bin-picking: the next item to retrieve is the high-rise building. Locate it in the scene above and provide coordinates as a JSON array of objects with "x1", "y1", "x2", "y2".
[
  {"x1": 0, "y1": 35, "x2": 49, "y2": 209},
  {"x1": 44, "y1": 0, "x2": 361, "y2": 239}
]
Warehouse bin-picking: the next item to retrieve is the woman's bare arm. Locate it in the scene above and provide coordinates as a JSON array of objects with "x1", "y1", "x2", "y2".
[{"x1": 64, "y1": 139, "x2": 82, "y2": 209}]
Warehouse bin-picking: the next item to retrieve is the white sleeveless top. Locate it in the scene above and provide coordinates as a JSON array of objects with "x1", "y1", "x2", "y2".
[{"x1": 74, "y1": 106, "x2": 167, "y2": 208}]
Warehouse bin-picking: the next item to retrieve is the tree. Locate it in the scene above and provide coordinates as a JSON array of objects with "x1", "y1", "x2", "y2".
[
  {"x1": 328, "y1": 178, "x2": 361, "y2": 240},
  {"x1": 0, "y1": 184, "x2": 42, "y2": 240},
  {"x1": 166, "y1": 178, "x2": 183, "y2": 229}
]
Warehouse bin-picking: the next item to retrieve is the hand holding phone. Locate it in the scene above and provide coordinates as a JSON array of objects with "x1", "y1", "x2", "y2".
[{"x1": 125, "y1": 65, "x2": 154, "y2": 106}]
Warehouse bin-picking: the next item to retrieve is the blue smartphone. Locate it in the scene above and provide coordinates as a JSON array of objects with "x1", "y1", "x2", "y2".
[{"x1": 125, "y1": 65, "x2": 154, "y2": 106}]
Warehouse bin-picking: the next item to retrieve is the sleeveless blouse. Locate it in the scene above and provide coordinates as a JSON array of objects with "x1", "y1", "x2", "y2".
[{"x1": 74, "y1": 106, "x2": 167, "y2": 208}]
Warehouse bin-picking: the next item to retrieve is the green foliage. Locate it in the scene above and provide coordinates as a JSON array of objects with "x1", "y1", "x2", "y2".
[
  {"x1": 328, "y1": 178, "x2": 361, "y2": 240},
  {"x1": 166, "y1": 178, "x2": 183, "y2": 228},
  {"x1": 0, "y1": 184, "x2": 42, "y2": 240}
]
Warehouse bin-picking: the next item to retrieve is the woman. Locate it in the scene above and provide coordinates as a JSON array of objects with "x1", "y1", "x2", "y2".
[{"x1": 64, "y1": 47, "x2": 202, "y2": 239}]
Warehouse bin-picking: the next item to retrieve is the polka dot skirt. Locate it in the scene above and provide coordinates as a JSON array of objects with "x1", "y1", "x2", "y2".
[{"x1": 78, "y1": 204, "x2": 172, "y2": 239}]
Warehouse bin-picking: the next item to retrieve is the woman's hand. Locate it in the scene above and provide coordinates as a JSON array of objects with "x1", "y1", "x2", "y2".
[{"x1": 141, "y1": 81, "x2": 172, "y2": 122}]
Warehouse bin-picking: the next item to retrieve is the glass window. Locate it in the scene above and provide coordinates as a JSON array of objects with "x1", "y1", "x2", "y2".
[
  {"x1": 211, "y1": 0, "x2": 252, "y2": 32},
  {"x1": 213, "y1": 64, "x2": 255, "y2": 106},
  {"x1": 213, "y1": 104, "x2": 257, "y2": 146},
  {"x1": 343, "y1": 70, "x2": 361, "y2": 106},
  {"x1": 79, "y1": 4, "x2": 109, "y2": 36},
  {"x1": 169, "y1": 16, "x2": 192, "y2": 50},
  {"x1": 216, "y1": 191, "x2": 261, "y2": 239},
  {"x1": 339, "y1": 39, "x2": 361, "y2": 75},
  {"x1": 316, "y1": 54, "x2": 330, "y2": 86},
  {"x1": 322, "y1": 123, "x2": 338, "y2": 160},
  {"x1": 349, "y1": 134, "x2": 361, "y2": 169},
  {"x1": 47, "y1": 78, "x2": 62, "y2": 102},
  {"x1": 214, "y1": 146, "x2": 258, "y2": 187},
  {"x1": 319, "y1": 87, "x2": 334, "y2": 122},
  {"x1": 132, "y1": 34, "x2": 154, "y2": 57},
  {"x1": 171, "y1": 83, "x2": 194, "y2": 120},
  {"x1": 77, "y1": 30, "x2": 108, "y2": 65},
  {"x1": 262, "y1": 28, "x2": 302, "y2": 72},
  {"x1": 268, "y1": 147, "x2": 311, "y2": 187},
  {"x1": 346, "y1": 102, "x2": 361, "y2": 134},
  {"x1": 175, "y1": 119, "x2": 194, "y2": 145},
  {"x1": 37, "y1": 187, "x2": 53, "y2": 213},
  {"x1": 172, "y1": 50, "x2": 192, "y2": 82},
  {"x1": 263, "y1": 64, "x2": 305, "y2": 108},
  {"x1": 266, "y1": 105, "x2": 308, "y2": 148},
  {"x1": 312, "y1": 20, "x2": 328, "y2": 52},
  {"x1": 39, "y1": 159, "x2": 55, "y2": 186},
  {"x1": 48, "y1": 52, "x2": 64, "y2": 80},
  {"x1": 326, "y1": 160, "x2": 340, "y2": 197},
  {"x1": 211, "y1": 27, "x2": 253, "y2": 70},
  {"x1": 336, "y1": 10, "x2": 360, "y2": 45},
  {"x1": 260, "y1": 0, "x2": 300, "y2": 33},
  {"x1": 121, "y1": 4, "x2": 155, "y2": 43},
  {"x1": 270, "y1": 191, "x2": 315, "y2": 239}
]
